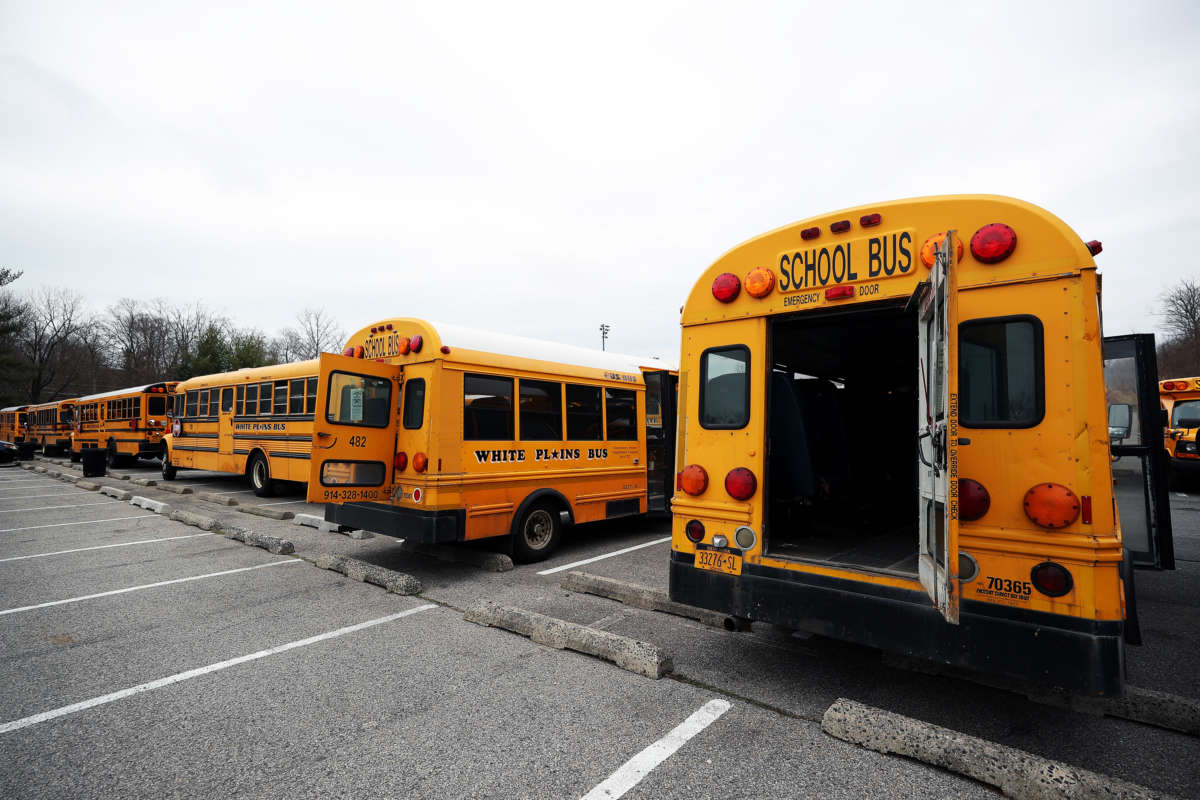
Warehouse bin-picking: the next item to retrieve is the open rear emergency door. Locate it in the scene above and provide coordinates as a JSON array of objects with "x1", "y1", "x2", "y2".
[
  {"x1": 307, "y1": 353, "x2": 401, "y2": 506},
  {"x1": 916, "y1": 232, "x2": 961, "y2": 623}
]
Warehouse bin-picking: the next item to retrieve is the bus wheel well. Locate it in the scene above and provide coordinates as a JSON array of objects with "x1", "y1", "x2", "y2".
[
  {"x1": 512, "y1": 489, "x2": 573, "y2": 534},
  {"x1": 244, "y1": 449, "x2": 269, "y2": 475}
]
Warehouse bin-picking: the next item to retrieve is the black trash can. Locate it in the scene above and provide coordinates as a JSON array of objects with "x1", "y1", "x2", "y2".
[
  {"x1": 81, "y1": 448, "x2": 107, "y2": 478},
  {"x1": 16, "y1": 442, "x2": 35, "y2": 461}
]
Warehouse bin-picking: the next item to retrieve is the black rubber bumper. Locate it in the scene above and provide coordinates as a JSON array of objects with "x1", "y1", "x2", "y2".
[
  {"x1": 669, "y1": 552, "x2": 1125, "y2": 696},
  {"x1": 1170, "y1": 455, "x2": 1200, "y2": 472},
  {"x1": 324, "y1": 501, "x2": 465, "y2": 544}
]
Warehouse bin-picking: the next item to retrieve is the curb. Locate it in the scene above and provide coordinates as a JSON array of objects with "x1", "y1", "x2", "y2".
[
  {"x1": 75, "y1": 480, "x2": 99, "y2": 491},
  {"x1": 100, "y1": 486, "x2": 133, "y2": 501},
  {"x1": 294, "y1": 513, "x2": 341, "y2": 532},
  {"x1": 238, "y1": 504, "x2": 294, "y2": 520},
  {"x1": 131, "y1": 496, "x2": 172, "y2": 513},
  {"x1": 399, "y1": 541, "x2": 511, "y2": 572},
  {"x1": 168, "y1": 509, "x2": 219, "y2": 531},
  {"x1": 131, "y1": 477, "x2": 157, "y2": 487},
  {"x1": 313, "y1": 554, "x2": 421, "y2": 594},
  {"x1": 222, "y1": 524, "x2": 295, "y2": 555},
  {"x1": 158, "y1": 484, "x2": 192, "y2": 494},
  {"x1": 464, "y1": 599, "x2": 672, "y2": 679},
  {"x1": 197, "y1": 491, "x2": 238, "y2": 506},
  {"x1": 560, "y1": 571, "x2": 736, "y2": 629},
  {"x1": 820, "y1": 698, "x2": 1170, "y2": 800},
  {"x1": 107, "y1": 471, "x2": 131, "y2": 481}
]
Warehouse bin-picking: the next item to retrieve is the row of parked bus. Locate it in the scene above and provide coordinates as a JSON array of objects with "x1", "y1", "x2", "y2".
[{"x1": 1, "y1": 194, "x2": 1186, "y2": 696}]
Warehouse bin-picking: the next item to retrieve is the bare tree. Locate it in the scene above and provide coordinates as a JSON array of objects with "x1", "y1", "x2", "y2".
[
  {"x1": 1157, "y1": 278, "x2": 1200, "y2": 374},
  {"x1": 280, "y1": 308, "x2": 345, "y2": 360},
  {"x1": 18, "y1": 287, "x2": 89, "y2": 401}
]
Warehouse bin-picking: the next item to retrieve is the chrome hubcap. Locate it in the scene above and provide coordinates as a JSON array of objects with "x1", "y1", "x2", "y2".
[{"x1": 524, "y1": 510, "x2": 554, "y2": 549}]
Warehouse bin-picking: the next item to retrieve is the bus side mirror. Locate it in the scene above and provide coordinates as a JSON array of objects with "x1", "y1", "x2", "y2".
[{"x1": 1107, "y1": 403, "x2": 1132, "y2": 443}]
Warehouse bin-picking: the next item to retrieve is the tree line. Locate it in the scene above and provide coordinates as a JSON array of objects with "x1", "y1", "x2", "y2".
[
  {"x1": 0, "y1": 269, "x2": 344, "y2": 406},
  {"x1": 1157, "y1": 278, "x2": 1200, "y2": 378}
]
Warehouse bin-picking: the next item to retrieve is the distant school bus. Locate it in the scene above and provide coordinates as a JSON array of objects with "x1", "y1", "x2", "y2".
[
  {"x1": 309, "y1": 319, "x2": 677, "y2": 561},
  {"x1": 70, "y1": 382, "x2": 179, "y2": 466},
  {"x1": 0, "y1": 405, "x2": 28, "y2": 444},
  {"x1": 161, "y1": 361, "x2": 319, "y2": 495},
  {"x1": 26, "y1": 399, "x2": 78, "y2": 455},
  {"x1": 1158, "y1": 377, "x2": 1200, "y2": 486},
  {"x1": 669, "y1": 194, "x2": 1173, "y2": 695}
]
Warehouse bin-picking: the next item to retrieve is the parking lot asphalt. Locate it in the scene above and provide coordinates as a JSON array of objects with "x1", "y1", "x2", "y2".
[{"x1": 1, "y1": 458, "x2": 1197, "y2": 798}]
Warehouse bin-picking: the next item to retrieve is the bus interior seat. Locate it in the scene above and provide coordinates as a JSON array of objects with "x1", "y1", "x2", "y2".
[
  {"x1": 792, "y1": 378, "x2": 852, "y2": 494},
  {"x1": 768, "y1": 372, "x2": 816, "y2": 500}
]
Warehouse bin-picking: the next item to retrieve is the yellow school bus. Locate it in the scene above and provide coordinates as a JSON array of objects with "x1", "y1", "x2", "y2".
[
  {"x1": 161, "y1": 361, "x2": 318, "y2": 495},
  {"x1": 26, "y1": 399, "x2": 78, "y2": 455},
  {"x1": 670, "y1": 194, "x2": 1173, "y2": 696},
  {"x1": 70, "y1": 382, "x2": 178, "y2": 466},
  {"x1": 1159, "y1": 377, "x2": 1200, "y2": 486},
  {"x1": 0, "y1": 406, "x2": 28, "y2": 444},
  {"x1": 309, "y1": 319, "x2": 677, "y2": 561}
]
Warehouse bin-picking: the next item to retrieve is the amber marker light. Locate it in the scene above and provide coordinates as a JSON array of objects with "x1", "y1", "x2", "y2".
[
  {"x1": 413, "y1": 452, "x2": 428, "y2": 473},
  {"x1": 1023, "y1": 483, "x2": 1080, "y2": 529},
  {"x1": 679, "y1": 464, "x2": 708, "y2": 495},
  {"x1": 397, "y1": 336, "x2": 411, "y2": 355},
  {"x1": 745, "y1": 267, "x2": 775, "y2": 298},
  {"x1": 920, "y1": 232, "x2": 964, "y2": 268}
]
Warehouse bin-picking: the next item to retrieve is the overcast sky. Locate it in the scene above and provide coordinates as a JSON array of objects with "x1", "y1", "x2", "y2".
[{"x1": 2, "y1": 1, "x2": 1198, "y2": 359}]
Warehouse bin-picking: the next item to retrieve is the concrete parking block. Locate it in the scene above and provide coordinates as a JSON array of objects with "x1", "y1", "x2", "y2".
[
  {"x1": 821, "y1": 698, "x2": 1163, "y2": 800},
  {"x1": 399, "y1": 540, "x2": 512, "y2": 572},
  {"x1": 130, "y1": 495, "x2": 172, "y2": 513},
  {"x1": 74, "y1": 480, "x2": 100, "y2": 491},
  {"x1": 312, "y1": 553, "x2": 421, "y2": 594},
  {"x1": 560, "y1": 571, "x2": 733, "y2": 629},
  {"x1": 294, "y1": 513, "x2": 341, "y2": 532},
  {"x1": 99, "y1": 486, "x2": 133, "y2": 501},
  {"x1": 168, "y1": 509, "x2": 219, "y2": 531},
  {"x1": 158, "y1": 483, "x2": 192, "y2": 494},
  {"x1": 238, "y1": 504, "x2": 294, "y2": 520},
  {"x1": 107, "y1": 471, "x2": 131, "y2": 481},
  {"x1": 33, "y1": 466, "x2": 46, "y2": 473},
  {"x1": 347, "y1": 528, "x2": 374, "y2": 539},
  {"x1": 221, "y1": 525, "x2": 295, "y2": 554},
  {"x1": 131, "y1": 477, "x2": 157, "y2": 487},
  {"x1": 464, "y1": 599, "x2": 673, "y2": 679},
  {"x1": 196, "y1": 491, "x2": 238, "y2": 506}
]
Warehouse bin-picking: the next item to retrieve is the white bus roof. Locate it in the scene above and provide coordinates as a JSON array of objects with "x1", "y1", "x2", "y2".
[
  {"x1": 432, "y1": 321, "x2": 678, "y2": 374},
  {"x1": 76, "y1": 384, "x2": 172, "y2": 403}
]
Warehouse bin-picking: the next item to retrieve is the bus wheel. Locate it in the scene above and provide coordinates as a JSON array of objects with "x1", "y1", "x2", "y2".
[
  {"x1": 161, "y1": 448, "x2": 177, "y2": 481},
  {"x1": 512, "y1": 504, "x2": 561, "y2": 563},
  {"x1": 249, "y1": 453, "x2": 275, "y2": 497}
]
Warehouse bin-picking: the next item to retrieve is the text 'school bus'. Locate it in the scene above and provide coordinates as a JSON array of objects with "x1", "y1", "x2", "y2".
[
  {"x1": 70, "y1": 382, "x2": 179, "y2": 466},
  {"x1": 26, "y1": 399, "x2": 78, "y2": 455},
  {"x1": 309, "y1": 319, "x2": 677, "y2": 562},
  {"x1": 161, "y1": 361, "x2": 319, "y2": 496},
  {"x1": 0, "y1": 406, "x2": 28, "y2": 443},
  {"x1": 669, "y1": 194, "x2": 1174, "y2": 696},
  {"x1": 1158, "y1": 377, "x2": 1200, "y2": 486}
]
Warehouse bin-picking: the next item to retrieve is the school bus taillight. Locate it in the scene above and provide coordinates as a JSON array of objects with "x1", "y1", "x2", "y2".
[
  {"x1": 745, "y1": 268, "x2": 775, "y2": 298},
  {"x1": 342, "y1": 346, "x2": 354, "y2": 356},
  {"x1": 724, "y1": 467, "x2": 757, "y2": 501},
  {"x1": 859, "y1": 213, "x2": 882, "y2": 227},
  {"x1": 825, "y1": 286, "x2": 854, "y2": 300},
  {"x1": 959, "y1": 478, "x2": 990, "y2": 521},
  {"x1": 830, "y1": 220, "x2": 851, "y2": 233},
  {"x1": 1023, "y1": 482, "x2": 1080, "y2": 529},
  {"x1": 712, "y1": 273, "x2": 740, "y2": 303},
  {"x1": 920, "y1": 232, "x2": 963, "y2": 268},
  {"x1": 970, "y1": 223, "x2": 1018, "y2": 264},
  {"x1": 394, "y1": 452, "x2": 407, "y2": 472},
  {"x1": 1031, "y1": 562, "x2": 1074, "y2": 597},
  {"x1": 410, "y1": 335, "x2": 423, "y2": 353},
  {"x1": 1086, "y1": 240, "x2": 1102, "y2": 255},
  {"x1": 397, "y1": 336, "x2": 411, "y2": 355},
  {"x1": 413, "y1": 452, "x2": 428, "y2": 472},
  {"x1": 679, "y1": 464, "x2": 708, "y2": 495},
  {"x1": 800, "y1": 226, "x2": 820, "y2": 240},
  {"x1": 685, "y1": 519, "x2": 705, "y2": 543}
]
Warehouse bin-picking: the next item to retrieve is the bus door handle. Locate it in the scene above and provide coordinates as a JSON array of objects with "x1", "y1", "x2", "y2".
[{"x1": 916, "y1": 431, "x2": 934, "y2": 469}]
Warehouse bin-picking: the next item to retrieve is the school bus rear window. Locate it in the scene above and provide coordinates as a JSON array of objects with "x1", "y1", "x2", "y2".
[
  {"x1": 959, "y1": 316, "x2": 1044, "y2": 428},
  {"x1": 700, "y1": 345, "x2": 750, "y2": 429},
  {"x1": 403, "y1": 379, "x2": 425, "y2": 430},
  {"x1": 326, "y1": 372, "x2": 392, "y2": 427}
]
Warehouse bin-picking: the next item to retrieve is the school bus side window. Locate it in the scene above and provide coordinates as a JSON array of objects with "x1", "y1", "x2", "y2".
[
  {"x1": 959, "y1": 316, "x2": 1044, "y2": 428},
  {"x1": 305, "y1": 378, "x2": 318, "y2": 414},
  {"x1": 464, "y1": 374, "x2": 514, "y2": 440},
  {"x1": 566, "y1": 384, "x2": 602, "y2": 441},
  {"x1": 520, "y1": 379, "x2": 562, "y2": 440},
  {"x1": 289, "y1": 379, "x2": 305, "y2": 414},
  {"x1": 700, "y1": 345, "x2": 750, "y2": 429},
  {"x1": 605, "y1": 388, "x2": 637, "y2": 440},
  {"x1": 245, "y1": 384, "x2": 259, "y2": 415},
  {"x1": 403, "y1": 378, "x2": 426, "y2": 430}
]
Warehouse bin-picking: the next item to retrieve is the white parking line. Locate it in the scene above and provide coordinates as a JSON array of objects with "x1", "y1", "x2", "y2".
[
  {"x1": 581, "y1": 699, "x2": 732, "y2": 799},
  {"x1": 537, "y1": 536, "x2": 673, "y2": 576},
  {"x1": 1, "y1": 515, "x2": 160, "y2": 533},
  {"x1": 0, "y1": 559, "x2": 299, "y2": 616},
  {"x1": 0, "y1": 603, "x2": 437, "y2": 734},
  {"x1": 0, "y1": 492, "x2": 94, "y2": 501},
  {"x1": 0, "y1": 501, "x2": 118, "y2": 514},
  {"x1": 0, "y1": 485, "x2": 61, "y2": 492},
  {"x1": 0, "y1": 480, "x2": 59, "y2": 487},
  {"x1": 0, "y1": 533, "x2": 216, "y2": 562}
]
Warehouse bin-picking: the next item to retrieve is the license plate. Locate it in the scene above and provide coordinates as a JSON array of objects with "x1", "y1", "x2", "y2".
[{"x1": 696, "y1": 549, "x2": 742, "y2": 576}]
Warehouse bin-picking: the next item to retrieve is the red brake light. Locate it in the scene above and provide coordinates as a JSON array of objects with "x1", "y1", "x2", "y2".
[
  {"x1": 958, "y1": 478, "x2": 990, "y2": 521},
  {"x1": 386, "y1": 323, "x2": 394, "y2": 330},
  {"x1": 394, "y1": 452, "x2": 408, "y2": 472},
  {"x1": 343, "y1": 346, "x2": 355, "y2": 356},
  {"x1": 440, "y1": 345, "x2": 451, "y2": 354},
  {"x1": 800, "y1": 227, "x2": 820, "y2": 240},
  {"x1": 724, "y1": 467, "x2": 757, "y2": 501},
  {"x1": 413, "y1": 452, "x2": 428, "y2": 473},
  {"x1": 830, "y1": 220, "x2": 851, "y2": 233},
  {"x1": 859, "y1": 213, "x2": 881, "y2": 227},
  {"x1": 371, "y1": 327, "x2": 378, "y2": 334},
  {"x1": 679, "y1": 464, "x2": 708, "y2": 496},
  {"x1": 1030, "y1": 562, "x2": 1073, "y2": 597},
  {"x1": 685, "y1": 519, "x2": 705, "y2": 543},
  {"x1": 409, "y1": 335, "x2": 423, "y2": 353},
  {"x1": 1086, "y1": 240, "x2": 1102, "y2": 256},
  {"x1": 712, "y1": 273, "x2": 741, "y2": 303},
  {"x1": 825, "y1": 285, "x2": 854, "y2": 300},
  {"x1": 970, "y1": 223, "x2": 1017, "y2": 264}
]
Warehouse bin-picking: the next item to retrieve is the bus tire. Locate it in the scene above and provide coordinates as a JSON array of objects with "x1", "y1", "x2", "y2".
[
  {"x1": 161, "y1": 447, "x2": 177, "y2": 481},
  {"x1": 512, "y1": 503, "x2": 562, "y2": 563},
  {"x1": 248, "y1": 453, "x2": 275, "y2": 497}
]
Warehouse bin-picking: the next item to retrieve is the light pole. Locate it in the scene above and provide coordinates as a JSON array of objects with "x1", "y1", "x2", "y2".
[{"x1": 599, "y1": 324, "x2": 610, "y2": 351}]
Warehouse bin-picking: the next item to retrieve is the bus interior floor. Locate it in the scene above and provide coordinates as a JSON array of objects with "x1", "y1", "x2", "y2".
[{"x1": 769, "y1": 525, "x2": 918, "y2": 575}]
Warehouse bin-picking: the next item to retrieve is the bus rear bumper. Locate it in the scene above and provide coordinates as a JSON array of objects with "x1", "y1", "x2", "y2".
[
  {"x1": 324, "y1": 501, "x2": 465, "y2": 544},
  {"x1": 669, "y1": 552, "x2": 1124, "y2": 696}
]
